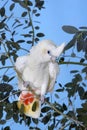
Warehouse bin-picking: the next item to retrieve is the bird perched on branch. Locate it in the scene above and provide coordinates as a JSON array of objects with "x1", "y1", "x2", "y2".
[{"x1": 15, "y1": 40, "x2": 65, "y2": 118}]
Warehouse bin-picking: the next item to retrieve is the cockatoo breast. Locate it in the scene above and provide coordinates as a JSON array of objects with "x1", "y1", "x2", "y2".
[{"x1": 22, "y1": 61, "x2": 50, "y2": 95}]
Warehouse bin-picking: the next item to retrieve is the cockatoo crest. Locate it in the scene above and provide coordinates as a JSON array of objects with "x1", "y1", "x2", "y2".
[{"x1": 15, "y1": 40, "x2": 65, "y2": 118}]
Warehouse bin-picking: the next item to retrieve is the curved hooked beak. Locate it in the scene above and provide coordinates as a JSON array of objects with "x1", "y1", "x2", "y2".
[{"x1": 51, "y1": 43, "x2": 65, "y2": 62}]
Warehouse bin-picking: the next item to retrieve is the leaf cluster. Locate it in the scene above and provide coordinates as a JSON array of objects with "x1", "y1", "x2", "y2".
[
  {"x1": 0, "y1": 1, "x2": 87, "y2": 130},
  {"x1": 63, "y1": 25, "x2": 87, "y2": 59}
]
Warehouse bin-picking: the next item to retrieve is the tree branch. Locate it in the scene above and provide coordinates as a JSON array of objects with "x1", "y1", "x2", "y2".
[
  {"x1": 24, "y1": 0, "x2": 35, "y2": 47},
  {"x1": 45, "y1": 100, "x2": 85, "y2": 128},
  {"x1": 28, "y1": 11, "x2": 35, "y2": 46},
  {"x1": 0, "y1": 66, "x2": 14, "y2": 70},
  {"x1": 0, "y1": 91, "x2": 85, "y2": 128},
  {"x1": 0, "y1": 61, "x2": 87, "y2": 71},
  {"x1": 59, "y1": 61, "x2": 87, "y2": 67},
  {"x1": 0, "y1": 90, "x2": 21, "y2": 103}
]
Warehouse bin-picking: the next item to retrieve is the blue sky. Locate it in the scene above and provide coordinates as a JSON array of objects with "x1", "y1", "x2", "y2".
[
  {"x1": 39, "y1": 0, "x2": 87, "y2": 43},
  {"x1": 0, "y1": 0, "x2": 87, "y2": 130}
]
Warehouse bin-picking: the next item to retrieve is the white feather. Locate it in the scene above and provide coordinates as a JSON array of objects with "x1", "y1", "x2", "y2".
[{"x1": 15, "y1": 40, "x2": 65, "y2": 96}]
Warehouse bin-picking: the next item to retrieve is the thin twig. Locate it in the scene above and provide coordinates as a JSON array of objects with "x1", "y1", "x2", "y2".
[
  {"x1": 0, "y1": 89, "x2": 38, "y2": 103},
  {"x1": 28, "y1": 11, "x2": 35, "y2": 46},
  {"x1": 1, "y1": 16, "x2": 86, "y2": 129},
  {"x1": 0, "y1": 66, "x2": 14, "y2": 70},
  {"x1": 2, "y1": 43, "x2": 14, "y2": 66},
  {"x1": 45, "y1": 100, "x2": 85, "y2": 128},
  {"x1": 0, "y1": 88, "x2": 85, "y2": 128},
  {"x1": 0, "y1": 90, "x2": 21, "y2": 102},
  {"x1": 24, "y1": 0, "x2": 35, "y2": 46},
  {"x1": 59, "y1": 61, "x2": 87, "y2": 67},
  {"x1": 0, "y1": 61, "x2": 87, "y2": 71},
  {"x1": 59, "y1": 122, "x2": 71, "y2": 130}
]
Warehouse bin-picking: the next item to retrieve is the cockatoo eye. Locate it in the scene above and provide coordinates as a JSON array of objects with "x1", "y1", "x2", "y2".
[{"x1": 47, "y1": 50, "x2": 51, "y2": 54}]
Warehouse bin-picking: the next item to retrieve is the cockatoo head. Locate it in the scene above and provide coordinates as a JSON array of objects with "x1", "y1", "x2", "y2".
[{"x1": 30, "y1": 40, "x2": 65, "y2": 63}]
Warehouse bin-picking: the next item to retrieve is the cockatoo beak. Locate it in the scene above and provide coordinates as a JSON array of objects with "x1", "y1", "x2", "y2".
[
  {"x1": 51, "y1": 43, "x2": 65, "y2": 62},
  {"x1": 17, "y1": 92, "x2": 41, "y2": 118}
]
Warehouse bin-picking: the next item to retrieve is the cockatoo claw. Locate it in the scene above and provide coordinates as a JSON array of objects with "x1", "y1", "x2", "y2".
[
  {"x1": 41, "y1": 95, "x2": 45, "y2": 103},
  {"x1": 23, "y1": 81, "x2": 30, "y2": 88}
]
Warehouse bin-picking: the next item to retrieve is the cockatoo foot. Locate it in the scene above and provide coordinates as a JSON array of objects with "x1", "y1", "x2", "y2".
[
  {"x1": 23, "y1": 81, "x2": 30, "y2": 88},
  {"x1": 41, "y1": 95, "x2": 45, "y2": 103}
]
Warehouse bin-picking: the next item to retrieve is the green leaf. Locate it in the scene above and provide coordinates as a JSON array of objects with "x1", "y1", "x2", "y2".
[
  {"x1": 62, "y1": 25, "x2": 78, "y2": 34},
  {"x1": 32, "y1": 118, "x2": 38, "y2": 124},
  {"x1": 17, "y1": 40, "x2": 25, "y2": 43},
  {"x1": 71, "y1": 52, "x2": 76, "y2": 57},
  {"x1": 41, "y1": 106, "x2": 51, "y2": 113},
  {"x1": 48, "y1": 124, "x2": 55, "y2": 130},
  {"x1": 33, "y1": 9, "x2": 37, "y2": 14},
  {"x1": 70, "y1": 70, "x2": 79, "y2": 73},
  {"x1": 65, "y1": 82, "x2": 74, "y2": 88},
  {"x1": 4, "y1": 126, "x2": 11, "y2": 130},
  {"x1": 80, "y1": 58, "x2": 85, "y2": 63},
  {"x1": 3, "y1": 75, "x2": 9, "y2": 82},
  {"x1": 0, "y1": 103, "x2": 3, "y2": 117},
  {"x1": 19, "y1": 104, "x2": 25, "y2": 114},
  {"x1": 58, "y1": 83, "x2": 62, "y2": 87},
  {"x1": 13, "y1": 113, "x2": 19, "y2": 123},
  {"x1": 0, "y1": 120, "x2": 6, "y2": 124},
  {"x1": 56, "y1": 88, "x2": 64, "y2": 92},
  {"x1": 59, "y1": 57, "x2": 64, "y2": 62},
  {"x1": 12, "y1": 0, "x2": 19, "y2": 3},
  {"x1": 35, "y1": 0, "x2": 44, "y2": 10},
  {"x1": 82, "y1": 67, "x2": 87, "y2": 73},
  {"x1": 27, "y1": 1, "x2": 33, "y2": 6},
  {"x1": 35, "y1": 13, "x2": 40, "y2": 17},
  {"x1": 13, "y1": 53, "x2": 18, "y2": 62},
  {"x1": 13, "y1": 23, "x2": 23, "y2": 29},
  {"x1": 11, "y1": 42, "x2": 20, "y2": 50},
  {"x1": 10, "y1": 3, "x2": 15, "y2": 11},
  {"x1": 0, "y1": 83, "x2": 13, "y2": 92},
  {"x1": 1, "y1": 33, "x2": 6, "y2": 39},
  {"x1": 18, "y1": 1, "x2": 28, "y2": 9},
  {"x1": 35, "y1": 26, "x2": 40, "y2": 30},
  {"x1": 82, "y1": 102, "x2": 87, "y2": 111},
  {"x1": 35, "y1": 37, "x2": 39, "y2": 42},
  {"x1": 77, "y1": 41, "x2": 83, "y2": 52},
  {"x1": 67, "y1": 111, "x2": 75, "y2": 117},
  {"x1": 21, "y1": 34, "x2": 32, "y2": 37},
  {"x1": 79, "y1": 26, "x2": 87, "y2": 30},
  {"x1": 0, "y1": 7, "x2": 5, "y2": 17},
  {"x1": 0, "y1": 55, "x2": 7, "y2": 65},
  {"x1": 74, "y1": 74, "x2": 82, "y2": 82},
  {"x1": 64, "y1": 38, "x2": 76, "y2": 51},
  {"x1": 55, "y1": 93, "x2": 59, "y2": 99},
  {"x1": 63, "y1": 103, "x2": 67, "y2": 111},
  {"x1": 6, "y1": 111, "x2": 12, "y2": 120},
  {"x1": 8, "y1": 76, "x2": 15, "y2": 82},
  {"x1": 69, "y1": 124, "x2": 77, "y2": 129},
  {"x1": 42, "y1": 112, "x2": 51, "y2": 124},
  {"x1": 27, "y1": 41, "x2": 33, "y2": 44},
  {"x1": 0, "y1": 22, "x2": 5, "y2": 29},
  {"x1": 32, "y1": 101, "x2": 39, "y2": 112},
  {"x1": 78, "y1": 87, "x2": 84, "y2": 99},
  {"x1": 21, "y1": 12, "x2": 27, "y2": 17},
  {"x1": 36, "y1": 33, "x2": 45, "y2": 37}
]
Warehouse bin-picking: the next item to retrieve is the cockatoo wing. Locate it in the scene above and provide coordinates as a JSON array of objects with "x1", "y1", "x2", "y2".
[
  {"x1": 15, "y1": 55, "x2": 41, "y2": 118},
  {"x1": 15, "y1": 55, "x2": 28, "y2": 73},
  {"x1": 15, "y1": 55, "x2": 29, "y2": 91},
  {"x1": 48, "y1": 62, "x2": 59, "y2": 92}
]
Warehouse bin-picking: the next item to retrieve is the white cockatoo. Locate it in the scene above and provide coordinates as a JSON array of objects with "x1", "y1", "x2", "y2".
[{"x1": 15, "y1": 40, "x2": 65, "y2": 118}]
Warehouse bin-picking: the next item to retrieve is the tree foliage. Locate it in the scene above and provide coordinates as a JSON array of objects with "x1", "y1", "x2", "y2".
[{"x1": 0, "y1": 0, "x2": 87, "y2": 130}]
